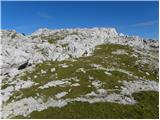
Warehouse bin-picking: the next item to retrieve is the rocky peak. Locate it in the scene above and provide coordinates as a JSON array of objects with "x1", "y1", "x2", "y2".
[
  {"x1": 31, "y1": 28, "x2": 51, "y2": 36},
  {"x1": 1, "y1": 30, "x2": 25, "y2": 39}
]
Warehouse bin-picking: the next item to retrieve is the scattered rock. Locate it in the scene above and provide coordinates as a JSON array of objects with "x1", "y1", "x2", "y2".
[
  {"x1": 51, "y1": 68, "x2": 56, "y2": 72},
  {"x1": 41, "y1": 69, "x2": 46, "y2": 74},
  {"x1": 71, "y1": 83, "x2": 80, "y2": 87},
  {"x1": 55, "y1": 92, "x2": 68, "y2": 99}
]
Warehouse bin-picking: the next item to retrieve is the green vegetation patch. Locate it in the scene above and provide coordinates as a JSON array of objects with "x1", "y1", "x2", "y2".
[
  {"x1": 13, "y1": 91, "x2": 159, "y2": 119},
  {"x1": 47, "y1": 35, "x2": 66, "y2": 44}
]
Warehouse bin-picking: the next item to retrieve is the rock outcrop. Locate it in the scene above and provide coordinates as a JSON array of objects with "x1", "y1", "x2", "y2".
[{"x1": 1, "y1": 28, "x2": 158, "y2": 78}]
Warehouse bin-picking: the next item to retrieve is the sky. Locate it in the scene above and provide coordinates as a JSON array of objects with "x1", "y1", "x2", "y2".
[{"x1": 1, "y1": 1, "x2": 159, "y2": 39}]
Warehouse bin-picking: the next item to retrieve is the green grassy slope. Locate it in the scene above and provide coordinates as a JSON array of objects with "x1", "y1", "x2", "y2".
[{"x1": 2, "y1": 43, "x2": 159, "y2": 118}]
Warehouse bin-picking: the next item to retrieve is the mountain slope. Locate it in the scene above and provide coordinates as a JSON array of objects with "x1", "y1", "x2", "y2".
[{"x1": 0, "y1": 28, "x2": 159, "y2": 118}]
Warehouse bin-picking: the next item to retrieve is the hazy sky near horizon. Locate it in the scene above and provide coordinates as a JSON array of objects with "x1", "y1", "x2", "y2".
[{"x1": 1, "y1": 1, "x2": 159, "y2": 39}]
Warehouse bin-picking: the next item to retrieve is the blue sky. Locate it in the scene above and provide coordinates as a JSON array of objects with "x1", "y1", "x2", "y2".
[{"x1": 1, "y1": 1, "x2": 159, "y2": 39}]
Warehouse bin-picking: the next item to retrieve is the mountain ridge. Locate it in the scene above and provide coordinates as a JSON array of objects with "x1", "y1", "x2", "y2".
[{"x1": 1, "y1": 28, "x2": 158, "y2": 77}]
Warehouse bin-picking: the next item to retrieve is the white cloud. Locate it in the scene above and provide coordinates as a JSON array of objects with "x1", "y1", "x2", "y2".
[
  {"x1": 131, "y1": 20, "x2": 158, "y2": 27},
  {"x1": 117, "y1": 20, "x2": 158, "y2": 28},
  {"x1": 37, "y1": 12, "x2": 52, "y2": 19}
]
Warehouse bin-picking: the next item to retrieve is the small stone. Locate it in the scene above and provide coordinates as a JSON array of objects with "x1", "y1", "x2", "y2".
[
  {"x1": 118, "y1": 80, "x2": 122, "y2": 83},
  {"x1": 59, "y1": 64, "x2": 69, "y2": 68},
  {"x1": 34, "y1": 75, "x2": 37, "y2": 78},
  {"x1": 71, "y1": 83, "x2": 80, "y2": 87},
  {"x1": 41, "y1": 69, "x2": 46, "y2": 74},
  {"x1": 88, "y1": 76, "x2": 94, "y2": 80},
  {"x1": 55, "y1": 92, "x2": 68, "y2": 99},
  {"x1": 104, "y1": 71, "x2": 112, "y2": 76},
  {"x1": 146, "y1": 72, "x2": 150, "y2": 75},
  {"x1": 51, "y1": 68, "x2": 56, "y2": 72}
]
